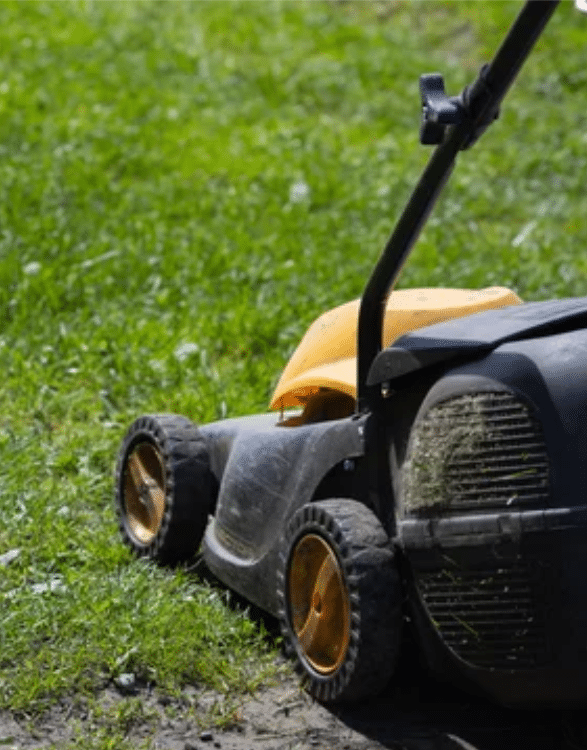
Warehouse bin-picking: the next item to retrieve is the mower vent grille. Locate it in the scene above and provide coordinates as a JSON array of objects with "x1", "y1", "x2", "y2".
[
  {"x1": 417, "y1": 563, "x2": 550, "y2": 669},
  {"x1": 403, "y1": 391, "x2": 550, "y2": 513}
]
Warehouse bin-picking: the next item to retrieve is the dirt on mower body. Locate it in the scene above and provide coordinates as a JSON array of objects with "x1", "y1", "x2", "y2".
[{"x1": 115, "y1": 0, "x2": 587, "y2": 711}]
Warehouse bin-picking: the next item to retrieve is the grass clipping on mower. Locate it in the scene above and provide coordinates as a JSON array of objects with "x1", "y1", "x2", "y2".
[{"x1": 402, "y1": 394, "x2": 493, "y2": 513}]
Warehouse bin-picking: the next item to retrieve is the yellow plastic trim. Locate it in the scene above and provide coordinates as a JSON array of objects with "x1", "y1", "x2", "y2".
[{"x1": 270, "y1": 286, "x2": 522, "y2": 410}]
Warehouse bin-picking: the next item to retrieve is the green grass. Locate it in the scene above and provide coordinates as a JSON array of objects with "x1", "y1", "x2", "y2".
[{"x1": 1, "y1": 0, "x2": 586, "y2": 718}]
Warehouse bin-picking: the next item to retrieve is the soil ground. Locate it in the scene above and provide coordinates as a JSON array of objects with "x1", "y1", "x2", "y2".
[
  {"x1": 1, "y1": 570, "x2": 583, "y2": 749},
  {"x1": 2, "y1": 650, "x2": 584, "y2": 750}
]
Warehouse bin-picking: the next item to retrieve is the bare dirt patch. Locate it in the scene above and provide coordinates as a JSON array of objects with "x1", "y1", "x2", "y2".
[{"x1": 1, "y1": 654, "x2": 582, "y2": 750}]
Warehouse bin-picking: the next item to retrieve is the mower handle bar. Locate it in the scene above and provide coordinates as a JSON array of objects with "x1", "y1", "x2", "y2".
[{"x1": 356, "y1": 0, "x2": 560, "y2": 411}]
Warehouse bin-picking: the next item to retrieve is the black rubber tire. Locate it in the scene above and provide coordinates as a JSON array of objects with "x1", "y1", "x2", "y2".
[
  {"x1": 114, "y1": 414, "x2": 214, "y2": 564},
  {"x1": 277, "y1": 499, "x2": 402, "y2": 703}
]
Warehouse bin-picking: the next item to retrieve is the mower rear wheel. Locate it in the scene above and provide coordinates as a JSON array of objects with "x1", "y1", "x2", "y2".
[
  {"x1": 277, "y1": 499, "x2": 401, "y2": 703},
  {"x1": 115, "y1": 414, "x2": 214, "y2": 564}
]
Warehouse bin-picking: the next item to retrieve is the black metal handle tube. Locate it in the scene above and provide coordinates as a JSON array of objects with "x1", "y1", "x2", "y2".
[
  {"x1": 356, "y1": 0, "x2": 559, "y2": 410},
  {"x1": 356, "y1": 133, "x2": 460, "y2": 407},
  {"x1": 480, "y1": 0, "x2": 560, "y2": 107}
]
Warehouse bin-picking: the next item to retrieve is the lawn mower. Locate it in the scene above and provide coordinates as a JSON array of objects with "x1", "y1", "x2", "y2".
[{"x1": 115, "y1": 0, "x2": 587, "y2": 708}]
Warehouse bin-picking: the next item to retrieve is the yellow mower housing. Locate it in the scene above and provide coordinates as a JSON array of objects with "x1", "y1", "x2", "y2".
[{"x1": 271, "y1": 286, "x2": 521, "y2": 410}]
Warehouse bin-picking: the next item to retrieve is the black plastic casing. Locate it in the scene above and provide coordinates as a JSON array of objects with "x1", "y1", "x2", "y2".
[
  {"x1": 200, "y1": 412, "x2": 371, "y2": 616},
  {"x1": 201, "y1": 298, "x2": 587, "y2": 707},
  {"x1": 376, "y1": 299, "x2": 587, "y2": 707}
]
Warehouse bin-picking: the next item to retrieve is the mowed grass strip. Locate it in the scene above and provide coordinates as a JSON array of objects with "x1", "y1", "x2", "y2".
[{"x1": 1, "y1": 0, "x2": 586, "y2": 715}]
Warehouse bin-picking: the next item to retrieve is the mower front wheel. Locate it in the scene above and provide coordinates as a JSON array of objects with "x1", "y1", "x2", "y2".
[
  {"x1": 277, "y1": 499, "x2": 401, "y2": 703},
  {"x1": 115, "y1": 414, "x2": 214, "y2": 564}
]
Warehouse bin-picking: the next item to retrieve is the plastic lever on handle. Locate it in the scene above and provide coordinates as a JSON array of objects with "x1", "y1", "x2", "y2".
[{"x1": 420, "y1": 73, "x2": 463, "y2": 145}]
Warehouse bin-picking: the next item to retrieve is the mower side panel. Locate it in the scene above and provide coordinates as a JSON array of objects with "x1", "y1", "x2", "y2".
[
  {"x1": 201, "y1": 413, "x2": 367, "y2": 616},
  {"x1": 397, "y1": 326, "x2": 587, "y2": 707},
  {"x1": 200, "y1": 412, "x2": 286, "y2": 487}
]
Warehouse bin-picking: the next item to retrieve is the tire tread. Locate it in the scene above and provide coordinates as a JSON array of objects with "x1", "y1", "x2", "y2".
[
  {"x1": 114, "y1": 413, "x2": 214, "y2": 564},
  {"x1": 277, "y1": 498, "x2": 401, "y2": 703}
]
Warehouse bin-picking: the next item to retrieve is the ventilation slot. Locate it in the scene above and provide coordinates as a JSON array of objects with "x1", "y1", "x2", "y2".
[
  {"x1": 417, "y1": 563, "x2": 551, "y2": 669},
  {"x1": 403, "y1": 391, "x2": 550, "y2": 513}
]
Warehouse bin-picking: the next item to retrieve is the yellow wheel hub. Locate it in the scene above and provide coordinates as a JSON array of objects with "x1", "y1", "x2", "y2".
[
  {"x1": 123, "y1": 443, "x2": 166, "y2": 544},
  {"x1": 288, "y1": 534, "x2": 351, "y2": 674}
]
